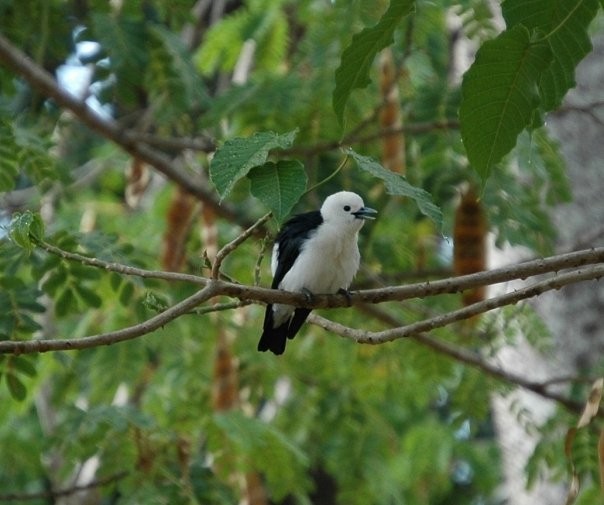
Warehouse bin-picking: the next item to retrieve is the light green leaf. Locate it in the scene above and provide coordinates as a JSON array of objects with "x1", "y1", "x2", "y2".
[
  {"x1": 347, "y1": 149, "x2": 442, "y2": 229},
  {"x1": 460, "y1": 25, "x2": 552, "y2": 180},
  {"x1": 210, "y1": 130, "x2": 298, "y2": 200},
  {"x1": 502, "y1": 0, "x2": 600, "y2": 111},
  {"x1": 248, "y1": 160, "x2": 307, "y2": 222},
  {"x1": 210, "y1": 411, "x2": 309, "y2": 500},
  {"x1": 9, "y1": 211, "x2": 44, "y2": 252},
  {"x1": 333, "y1": 0, "x2": 415, "y2": 125}
]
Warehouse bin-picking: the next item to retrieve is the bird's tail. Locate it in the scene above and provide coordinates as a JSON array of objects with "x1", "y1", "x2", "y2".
[{"x1": 258, "y1": 305, "x2": 311, "y2": 355}]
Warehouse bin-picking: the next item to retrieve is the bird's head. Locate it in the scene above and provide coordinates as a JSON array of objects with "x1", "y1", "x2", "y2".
[{"x1": 320, "y1": 191, "x2": 377, "y2": 230}]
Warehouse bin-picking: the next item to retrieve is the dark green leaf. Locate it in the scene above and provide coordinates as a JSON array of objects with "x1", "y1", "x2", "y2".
[
  {"x1": 74, "y1": 284, "x2": 103, "y2": 308},
  {"x1": 9, "y1": 356, "x2": 37, "y2": 378},
  {"x1": 55, "y1": 287, "x2": 76, "y2": 317},
  {"x1": 210, "y1": 130, "x2": 298, "y2": 200},
  {"x1": 248, "y1": 160, "x2": 307, "y2": 222},
  {"x1": 91, "y1": 14, "x2": 149, "y2": 105},
  {"x1": 0, "y1": 120, "x2": 19, "y2": 192},
  {"x1": 119, "y1": 282, "x2": 135, "y2": 307},
  {"x1": 109, "y1": 272, "x2": 123, "y2": 292},
  {"x1": 333, "y1": 0, "x2": 415, "y2": 125},
  {"x1": 460, "y1": 25, "x2": 552, "y2": 180},
  {"x1": 6, "y1": 372, "x2": 27, "y2": 401},
  {"x1": 347, "y1": 149, "x2": 442, "y2": 229},
  {"x1": 41, "y1": 266, "x2": 68, "y2": 296},
  {"x1": 502, "y1": 0, "x2": 600, "y2": 111}
]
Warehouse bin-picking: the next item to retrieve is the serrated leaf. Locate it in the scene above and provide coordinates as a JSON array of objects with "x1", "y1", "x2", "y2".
[
  {"x1": 210, "y1": 130, "x2": 298, "y2": 200},
  {"x1": 332, "y1": 0, "x2": 415, "y2": 125},
  {"x1": 248, "y1": 160, "x2": 307, "y2": 222},
  {"x1": 460, "y1": 25, "x2": 552, "y2": 180},
  {"x1": 502, "y1": 0, "x2": 600, "y2": 111},
  {"x1": 6, "y1": 372, "x2": 27, "y2": 401},
  {"x1": 347, "y1": 149, "x2": 442, "y2": 229}
]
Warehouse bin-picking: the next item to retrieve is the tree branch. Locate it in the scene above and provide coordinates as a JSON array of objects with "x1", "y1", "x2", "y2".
[
  {"x1": 33, "y1": 238, "x2": 604, "y2": 308},
  {"x1": 307, "y1": 264, "x2": 604, "y2": 344},
  {"x1": 0, "y1": 284, "x2": 218, "y2": 354},
  {"x1": 2, "y1": 249, "x2": 604, "y2": 354},
  {"x1": 317, "y1": 306, "x2": 584, "y2": 413},
  {"x1": 211, "y1": 212, "x2": 272, "y2": 279}
]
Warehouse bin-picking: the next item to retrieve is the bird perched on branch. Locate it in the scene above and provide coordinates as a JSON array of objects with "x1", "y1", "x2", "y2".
[{"x1": 258, "y1": 191, "x2": 377, "y2": 355}]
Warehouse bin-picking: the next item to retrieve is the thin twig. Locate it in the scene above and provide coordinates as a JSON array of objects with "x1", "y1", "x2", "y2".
[
  {"x1": 0, "y1": 471, "x2": 128, "y2": 501},
  {"x1": 211, "y1": 212, "x2": 272, "y2": 279},
  {"x1": 35, "y1": 238, "x2": 604, "y2": 308},
  {"x1": 35, "y1": 239, "x2": 209, "y2": 285}
]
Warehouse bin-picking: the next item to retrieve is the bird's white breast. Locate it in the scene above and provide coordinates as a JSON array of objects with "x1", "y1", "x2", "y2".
[{"x1": 278, "y1": 223, "x2": 360, "y2": 294}]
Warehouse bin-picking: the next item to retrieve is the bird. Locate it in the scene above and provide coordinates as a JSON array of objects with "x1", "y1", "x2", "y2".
[{"x1": 258, "y1": 191, "x2": 377, "y2": 355}]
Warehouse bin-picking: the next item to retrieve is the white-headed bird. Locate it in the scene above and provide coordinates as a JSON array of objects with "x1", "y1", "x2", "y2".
[{"x1": 258, "y1": 191, "x2": 376, "y2": 355}]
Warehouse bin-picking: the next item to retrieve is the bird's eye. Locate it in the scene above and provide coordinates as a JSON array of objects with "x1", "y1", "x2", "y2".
[{"x1": 343, "y1": 205, "x2": 351, "y2": 212}]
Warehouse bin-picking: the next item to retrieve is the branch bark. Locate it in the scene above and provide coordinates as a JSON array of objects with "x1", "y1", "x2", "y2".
[{"x1": 2, "y1": 245, "x2": 604, "y2": 354}]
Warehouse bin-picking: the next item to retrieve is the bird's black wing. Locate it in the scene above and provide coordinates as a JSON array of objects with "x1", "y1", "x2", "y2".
[
  {"x1": 271, "y1": 210, "x2": 323, "y2": 288},
  {"x1": 258, "y1": 210, "x2": 323, "y2": 355}
]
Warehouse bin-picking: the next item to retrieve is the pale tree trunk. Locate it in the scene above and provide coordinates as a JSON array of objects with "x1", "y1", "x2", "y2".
[{"x1": 490, "y1": 32, "x2": 604, "y2": 504}]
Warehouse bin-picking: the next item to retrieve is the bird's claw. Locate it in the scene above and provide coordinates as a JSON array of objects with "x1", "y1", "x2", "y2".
[
  {"x1": 301, "y1": 287, "x2": 315, "y2": 303},
  {"x1": 337, "y1": 288, "x2": 353, "y2": 306}
]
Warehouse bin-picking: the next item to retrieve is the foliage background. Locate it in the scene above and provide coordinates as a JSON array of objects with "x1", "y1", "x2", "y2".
[{"x1": 0, "y1": 0, "x2": 603, "y2": 504}]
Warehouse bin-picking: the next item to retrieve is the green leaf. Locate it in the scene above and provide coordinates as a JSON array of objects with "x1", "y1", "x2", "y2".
[
  {"x1": 9, "y1": 211, "x2": 44, "y2": 252},
  {"x1": 146, "y1": 25, "x2": 208, "y2": 122},
  {"x1": 91, "y1": 13, "x2": 149, "y2": 105},
  {"x1": 9, "y1": 356, "x2": 37, "y2": 378},
  {"x1": 119, "y1": 282, "x2": 135, "y2": 307},
  {"x1": 74, "y1": 284, "x2": 103, "y2": 308},
  {"x1": 248, "y1": 160, "x2": 307, "y2": 222},
  {"x1": 6, "y1": 372, "x2": 27, "y2": 401},
  {"x1": 332, "y1": 0, "x2": 415, "y2": 125},
  {"x1": 55, "y1": 287, "x2": 76, "y2": 317},
  {"x1": 109, "y1": 272, "x2": 123, "y2": 292},
  {"x1": 0, "y1": 120, "x2": 19, "y2": 191},
  {"x1": 347, "y1": 149, "x2": 443, "y2": 229},
  {"x1": 41, "y1": 265, "x2": 68, "y2": 296},
  {"x1": 210, "y1": 130, "x2": 298, "y2": 200},
  {"x1": 210, "y1": 412, "x2": 308, "y2": 500},
  {"x1": 460, "y1": 25, "x2": 552, "y2": 180},
  {"x1": 502, "y1": 0, "x2": 600, "y2": 111}
]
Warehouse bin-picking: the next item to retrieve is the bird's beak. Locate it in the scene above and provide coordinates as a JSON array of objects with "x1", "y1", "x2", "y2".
[{"x1": 353, "y1": 207, "x2": 377, "y2": 220}]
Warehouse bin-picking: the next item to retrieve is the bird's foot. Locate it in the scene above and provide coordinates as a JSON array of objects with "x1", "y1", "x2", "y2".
[
  {"x1": 301, "y1": 287, "x2": 315, "y2": 303},
  {"x1": 337, "y1": 288, "x2": 353, "y2": 306}
]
